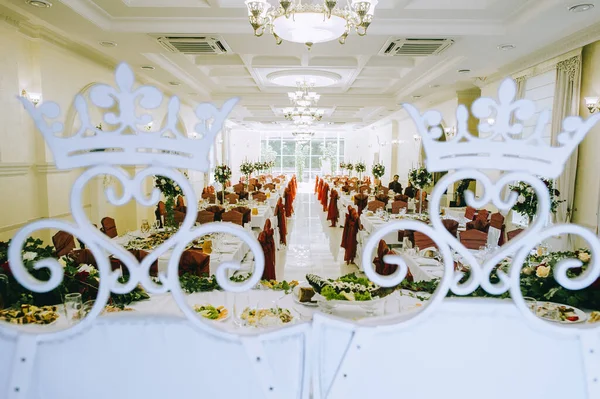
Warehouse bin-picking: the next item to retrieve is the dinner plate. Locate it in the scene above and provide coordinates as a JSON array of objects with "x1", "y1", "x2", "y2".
[
  {"x1": 313, "y1": 293, "x2": 387, "y2": 306},
  {"x1": 194, "y1": 305, "x2": 230, "y2": 322},
  {"x1": 535, "y1": 301, "x2": 587, "y2": 324}
]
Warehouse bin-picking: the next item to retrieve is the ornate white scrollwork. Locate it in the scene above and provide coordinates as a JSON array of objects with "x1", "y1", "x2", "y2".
[
  {"x1": 4, "y1": 63, "x2": 264, "y2": 340},
  {"x1": 359, "y1": 77, "x2": 600, "y2": 333}
]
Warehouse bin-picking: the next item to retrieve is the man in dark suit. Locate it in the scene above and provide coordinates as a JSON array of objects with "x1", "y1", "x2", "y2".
[
  {"x1": 388, "y1": 174, "x2": 403, "y2": 194},
  {"x1": 404, "y1": 182, "x2": 416, "y2": 199}
]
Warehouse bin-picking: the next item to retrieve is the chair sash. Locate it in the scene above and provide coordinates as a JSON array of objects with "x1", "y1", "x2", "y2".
[
  {"x1": 354, "y1": 194, "x2": 368, "y2": 215},
  {"x1": 460, "y1": 229, "x2": 488, "y2": 250},
  {"x1": 221, "y1": 210, "x2": 243, "y2": 225},
  {"x1": 179, "y1": 249, "x2": 210, "y2": 276},
  {"x1": 466, "y1": 218, "x2": 489, "y2": 233},
  {"x1": 367, "y1": 200, "x2": 385, "y2": 212},
  {"x1": 391, "y1": 200, "x2": 408, "y2": 214},
  {"x1": 53, "y1": 231, "x2": 76, "y2": 257},
  {"x1": 205, "y1": 205, "x2": 225, "y2": 221},
  {"x1": 101, "y1": 217, "x2": 118, "y2": 238},
  {"x1": 373, "y1": 240, "x2": 405, "y2": 277},
  {"x1": 284, "y1": 188, "x2": 294, "y2": 217},
  {"x1": 375, "y1": 194, "x2": 389, "y2": 206},
  {"x1": 442, "y1": 219, "x2": 459, "y2": 238},
  {"x1": 395, "y1": 194, "x2": 409, "y2": 202},
  {"x1": 196, "y1": 210, "x2": 215, "y2": 224},
  {"x1": 233, "y1": 207, "x2": 252, "y2": 225},
  {"x1": 327, "y1": 190, "x2": 339, "y2": 227},
  {"x1": 258, "y1": 226, "x2": 276, "y2": 280},
  {"x1": 322, "y1": 184, "x2": 329, "y2": 212},
  {"x1": 275, "y1": 198, "x2": 287, "y2": 245},
  {"x1": 476, "y1": 209, "x2": 490, "y2": 222}
]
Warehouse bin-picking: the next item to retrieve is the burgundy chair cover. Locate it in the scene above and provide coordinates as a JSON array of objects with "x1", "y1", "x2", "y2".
[
  {"x1": 375, "y1": 194, "x2": 389, "y2": 206},
  {"x1": 196, "y1": 210, "x2": 215, "y2": 224},
  {"x1": 176, "y1": 196, "x2": 185, "y2": 209},
  {"x1": 354, "y1": 194, "x2": 368, "y2": 215},
  {"x1": 327, "y1": 189, "x2": 339, "y2": 227},
  {"x1": 465, "y1": 206, "x2": 476, "y2": 220},
  {"x1": 129, "y1": 249, "x2": 158, "y2": 277},
  {"x1": 252, "y1": 192, "x2": 267, "y2": 203},
  {"x1": 322, "y1": 184, "x2": 329, "y2": 212},
  {"x1": 179, "y1": 249, "x2": 210, "y2": 276},
  {"x1": 101, "y1": 217, "x2": 118, "y2": 238},
  {"x1": 460, "y1": 229, "x2": 488, "y2": 250},
  {"x1": 341, "y1": 207, "x2": 360, "y2": 264},
  {"x1": 476, "y1": 209, "x2": 490, "y2": 222},
  {"x1": 221, "y1": 210, "x2": 243, "y2": 226},
  {"x1": 490, "y1": 212, "x2": 506, "y2": 246},
  {"x1": 234, "y1": 206, "x2": 252, "y2": 225},
  {"x1": 225, "y1": 193, "x2": 239, "y2": 204},
  {"x1": 395, "y1": 194, "x2": 409, "y2": 202},
  {"x1": 414, "y1": 231, "x2": 436, "y2": 250},
  {"x1": 442, "y1": 219, "x2": 459, "y2": 238},
  {"x1": 315, "y1": 176, "x2": 319, "y2": 194},
  {"x1": 275, "y1": 198, "x2": 287, "y2": 245},
  {"x1": 258, "y1": 220, "x2": 276, "y2": 280},
  {"x1": 53, "y1": 231, "x2": 76, "y2": 257},
  {"x1": 507, "y1": 228, "x2": 524, "y2": 241},
  {"x1": 358, "y1": 185, "x2": 371, "y2": 194},
  {"x1": 367, "y1": 200, "x2": 385, "y2": 212},
  {"x1": 205, "y1": 205, "x2": 225, "y2": 221},
  {"x1": 466, "y1": 218, "x2": 490, "y2": 233},
  {"x1": 391, "y1": 200, "x2": 408, "y2": 214},
  {"x1": 202, "y1": 193, "x2": 216, "y2": 204},
  {"x1": 233, "y1": 183, "x2": 245, "y2": 194},
  {"x1": 284, "y1": 188, "x2": 294, "y2": 217}
]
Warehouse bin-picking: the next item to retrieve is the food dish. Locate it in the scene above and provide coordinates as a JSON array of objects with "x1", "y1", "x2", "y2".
[
  {"x1": 536, "y1": 302, "x2": 587, "y2": 323},
  {"x1": 194, "y1": 304, "x2": 229, "y2": 321},
  {"x1": 240, "y1": 307, "x2": 294, "y2": 327},
  {"x1": 0, "y1": 304, "x2": 59, "y2": 325},
  {"x1": 260, "y1": 279, "x2": 299, "y2": 293}
]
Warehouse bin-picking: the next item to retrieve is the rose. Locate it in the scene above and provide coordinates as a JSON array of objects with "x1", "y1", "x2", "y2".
[
  {"x1": 76, "y1": 270, "x2": 90, "y2": 282},
  {"x1": 522, "y1": 266, "x2": 534, "y2": 276},
  {"x1": 160, "y1": 179, "x2": 166, "y2": 184},
  {"x1": 22, "y1": 251, "x2": 38, "y2": 261},
  {"x1": 536, "y1": 265, "x2": 551, "y2": 278},
  {"x1": 517, "y1": 195, "x2": 525, "y2": 204},
  {"x1": 578, "y1": 252, "x2": 591, "y2": 262}
]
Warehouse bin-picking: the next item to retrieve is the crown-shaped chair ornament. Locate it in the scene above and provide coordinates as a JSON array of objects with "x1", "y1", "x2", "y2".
[
  {"x1": 358, "y1": 77, "x2": 600, "y2": 334},
  {"x1": 5, "y1": 62, "x2": 266, "y2": 340}
]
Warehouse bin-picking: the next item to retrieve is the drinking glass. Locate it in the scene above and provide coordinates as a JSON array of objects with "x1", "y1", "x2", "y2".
[
  {"x1": 233, "y1": 293, "x2": 250, "y2": 327},
  {"x1": 64, "y1": 293, "x2": 83, "y2": 324}
]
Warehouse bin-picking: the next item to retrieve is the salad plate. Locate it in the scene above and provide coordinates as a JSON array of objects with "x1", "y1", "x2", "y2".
[
  {"x1": 535, "y1": 302, "x2": 587, "y2": 324},
  {"x1": 193, "y1": 304, "x2": 230, "y2": 321}
]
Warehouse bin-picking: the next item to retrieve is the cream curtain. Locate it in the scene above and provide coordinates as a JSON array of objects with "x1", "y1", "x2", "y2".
[{"x1": 550, "y1": 55, "x2": 582, "y2": 229}]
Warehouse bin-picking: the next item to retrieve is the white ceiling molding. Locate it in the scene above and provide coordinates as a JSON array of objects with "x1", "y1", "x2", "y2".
[
  {"x1": 394, "y1": 56, "x2": 466, "y2": 101},
  {"x1": 0, "y1": 163, "x2": 31, "y2": 177},
  {"x1": 59, "y1": 0, "x2": 113, "y2": 30},
  {"x1": 35, "y1": 163, "x2": 70, "y2": 174},
  {"x1": 142, "y1": 53, "x2": 212, "y2": 97}
]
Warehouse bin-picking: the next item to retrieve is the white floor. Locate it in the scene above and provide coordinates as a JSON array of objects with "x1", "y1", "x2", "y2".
[{"x1": 277, "y1": 182, "x2": 358, "y2": 282}]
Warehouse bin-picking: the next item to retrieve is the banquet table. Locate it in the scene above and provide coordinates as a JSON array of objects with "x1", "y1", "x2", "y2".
[{"x1": 114, "y1": 230, "x2": 250, "y2": 276}]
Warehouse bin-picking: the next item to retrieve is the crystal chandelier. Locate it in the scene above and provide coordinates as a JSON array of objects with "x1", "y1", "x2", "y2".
[
  {"x1": 284, "y1": 106, "x2": 324, "y2": 125},
  {"x1": 292, "y1": 130, "x2": 315, "y2": 142},
  {"x1": 288, "y1": 80, "x2": 320, "y2": 107},
  {"x1": 244, "y1": 0, "x2": 378, "y2": 47}
]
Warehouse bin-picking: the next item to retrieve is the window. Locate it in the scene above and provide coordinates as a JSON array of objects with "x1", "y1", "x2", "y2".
[{"x1": 260, "y1": 133, "x2": 345, "y2": 181}]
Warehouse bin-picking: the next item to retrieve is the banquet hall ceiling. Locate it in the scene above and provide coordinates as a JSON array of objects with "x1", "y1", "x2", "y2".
[{"x1": 1, "y1": 0, "x2": 600, "y2": 131}]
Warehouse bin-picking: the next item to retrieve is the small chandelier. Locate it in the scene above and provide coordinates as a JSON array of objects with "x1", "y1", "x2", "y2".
[
  {"x1": 288, "y1": 80, "x2": 320, "y2": 107},
  {"x1": 292, "y1": 130, "x2": 315, "y2": 142},
  {"x1": 284, "y1": 106, "x2": 324, "y2": 125},
  {"x1": 245, "y1": 0, "x2": 378, "y2": 48}
]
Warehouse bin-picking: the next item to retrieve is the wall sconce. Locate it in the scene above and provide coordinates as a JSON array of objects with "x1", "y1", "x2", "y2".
[
  {"x1": 444, "y1": 126, "x2": 457, "y2": 138},
  {"x1": 21, "y1": 89, "x2": 42, "y2": 106},
  {"x1": 585, "y1": 96, "x2": 599, "y2": 113}
]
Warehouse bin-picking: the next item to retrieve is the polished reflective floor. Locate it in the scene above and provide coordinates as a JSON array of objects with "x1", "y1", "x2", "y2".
[{"x1": 278, "y1": 182, "x2": 358, "y2": 282}]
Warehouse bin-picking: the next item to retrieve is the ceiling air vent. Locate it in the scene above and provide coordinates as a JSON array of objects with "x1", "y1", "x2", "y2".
[
  {"x1": 156, "y1": 36, "x2": 229, "y2": 55},
  {"x1": 379, "y1": 38, "x2": 453, "y2": 57}
]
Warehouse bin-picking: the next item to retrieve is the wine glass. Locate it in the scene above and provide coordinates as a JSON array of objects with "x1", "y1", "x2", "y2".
[
  {"x1": 233, "y1": 293, "x2": 250, "y2": 327},
  {"x1": 64, "y1": 293, "x2": 83, "y2": 325}
]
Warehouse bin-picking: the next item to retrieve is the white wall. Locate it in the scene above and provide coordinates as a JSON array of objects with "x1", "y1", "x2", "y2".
[{"x1": 230, "y1": 129, "x2": 261, "y2": 183}]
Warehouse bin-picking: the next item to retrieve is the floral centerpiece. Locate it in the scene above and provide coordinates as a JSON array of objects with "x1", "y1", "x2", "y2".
[
  {"x1": 355, "y1": 162, "x2": 366, "y2": 180},
  {"x1": 346, "y1": 162, "x2": 354, "y2": 177},
  {"x1": 408, "y1": 166, "x2": 433, "y2": 190},
  {"x1": 339, "y1": 162, "x2": 346, "y2": 174},
  {"x1": 372, "y1": 163, "x2": 385, "y2": 194},
  {"x1": 214, "y1": 164, "x2": 232, "y2": 205},
  {"x1": 509, "y1": 178, "x2": 563, "y2": 223},
  {"x1": 240, "y1": 160, "x2": 255, "y2": 190},
  {"x1": 154, "y1": 172, "x2": 187, "y2": 229}
]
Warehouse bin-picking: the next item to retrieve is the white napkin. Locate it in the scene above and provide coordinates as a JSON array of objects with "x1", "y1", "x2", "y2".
[{"x1": 414, "y1": 257, "x2": 439, "y2": 266}]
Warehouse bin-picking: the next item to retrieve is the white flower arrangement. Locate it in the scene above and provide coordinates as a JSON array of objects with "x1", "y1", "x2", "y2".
[
  {"x1": 372, "y1": 163, "x2": 385, "y2": 179},
  {"x1": 214, "y1": 164, "x2": 232, "y2": 184},
  {"x1": 408, "y1": 166, "x2": 433, "y2": 189},
  {"x1": 240, "y1": 161, "x2": 255, "y2": 176},
  {"x1": 354, "y1": 162, "x2": 366, "y2": 174},
  {"x1": 509, "y1": 178, "x2": 563, "y2": 222}
]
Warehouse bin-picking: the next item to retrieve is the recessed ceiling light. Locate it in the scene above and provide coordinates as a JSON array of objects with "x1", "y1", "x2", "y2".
[
  {"x1": 429, "y1": 84, "x2": 440, "y2": 88},
  {"x1": 25, "y1": 0, "x2": 52, "y2": 7},
  {"x1": 140, "y1": 65, "x2": 155, "y2": 70},
  {"x1": 498, "y1": 44, "x2": 516, "y2": 51},
  {"x1": 458, "y1": 69, "x2": 471, "y2": 74},
  {"x1": 568, "y1": 3, "x2": 594, "y2": 12},
  {"x1": 99, "y1": 41, "x2": 117, "y2": 47},
  {"x1": 412, "y1": 95, "x2": 422, "y2": 99},
  {"x1": 169, "y1": 81, "x2": 181, "y2": 86}
]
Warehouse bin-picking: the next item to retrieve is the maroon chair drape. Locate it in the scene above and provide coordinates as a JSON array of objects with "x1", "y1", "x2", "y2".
[
  {"x1": 275, "y1": 198, "x2": 287, "y2": 245},
  {"x1": 490, "y1": 212, "x2": 506, "y2": 246},
  {"x1": 196, "y1": 210, "x2": 215, "y2": 224},
  {"x1": 205, "y1": 205, "x2": 225, "y2": 221},
  {"x1": 179, "y1": 249, "x2": 210, "y2": 276},
  {"x1": 442, "y1": 219, "x2": 459, "y2": 238},
  {"x1": 322, "y1": 183, "x2": 329, "y2": 212},
  {"x1": 460, "y1": 229, "x2": 488, "y2": 250},
  {"x1": 327, "y1": 189, "x2": 339, "y2": 227},
  {"x1": 101, "y1": 217, "x2": 118, "y2": 238},
  {"x1": 53, "y1": 231, "x2": 76, "y2": 257},
  {"x1": 233, "y1": 206, "x2": 252, "y2": 225},
  {"x1": 284, "y1": 187, "x2": 294, "y2": 217},
  {"x1": 354, "y1": 194, "x2": 368, "y2": 215},
  {"x1": 258, "y1": 220, "x2": 276, "y2": 280},
  {"x1": 341, "y1": 207, "x2": 360, "y2": 264}
]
